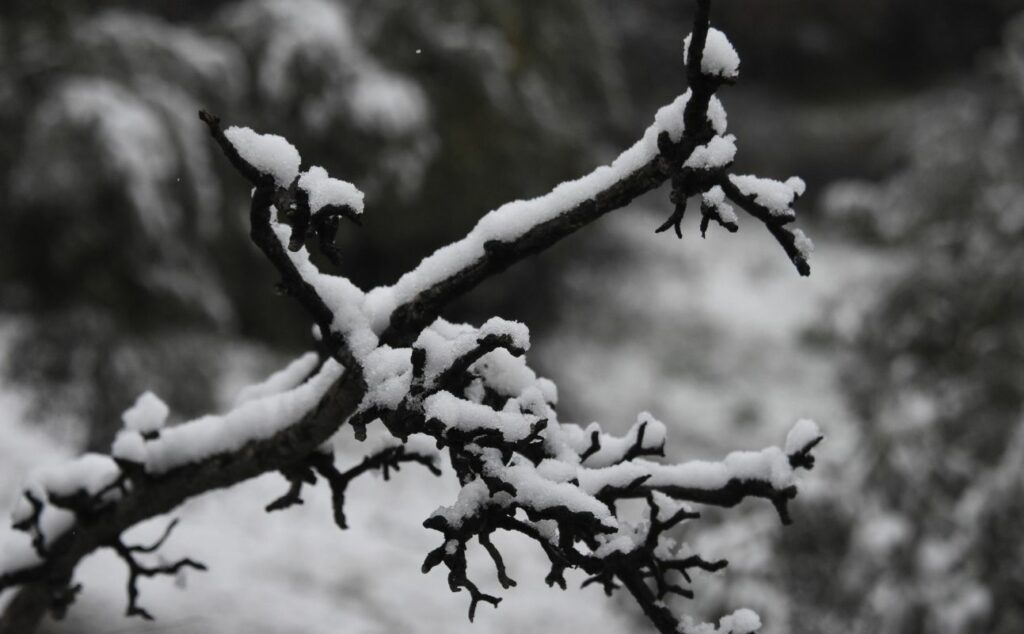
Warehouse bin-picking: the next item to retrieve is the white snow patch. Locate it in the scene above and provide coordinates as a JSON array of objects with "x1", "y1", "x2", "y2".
[
  {"x1": 577, "y1": 412, "x2": 667, "y2": 469},
  {"x1": 36, "y1": 453, "x2": 121, "y2": 499},
  {"x1": 111, "y1": 430, "x2": 147, "y2": 463},
  {"x1": 362, "y1": 346, "x2": 413, "y2": 409},
  {"x1": 638, "y1": 443, "x2": 795, "y2": 492},
  {"x1": 431, "y1": 478, "x2": 507, "y2": 528},
  {"x1": 720, "y1": 608, "x2": 762, "y2": 633},
  {"x1": 479, "y1": 317, "x2": 531, "y2": 351},
  {"x1": 270, "y1": 216, "x2": 378, "y2": 358},
  {"x1": 298, "y1": 165, "x2": 365, "y2": 214},
  {"x1": 684, "y1": 28, "x2": 740, "y2": 79},
  {"x1": 224, "y1": 126, "x2": 301, "y2": 187},
  {"x1": 707, "y1": 96, "x2": 728, "y2": 135},
  {"x1": 792, "y1": 229, "x2": 815, "y2": 259},
  {"x1": 424, "y1": 391, "x2": 535, "y2": 442},
  {"x1": 0, "y1": 530, "x2": 43, "y2": 574},
  {"x1": 784, "y1": 418, "x2": 821, "y2": 455},
  {"x1": 785, "y1": 176, "x2": 807, "y2": 198},
  {"x1": 493, "y1": 456, "x2": 616, "y2": 529},
  {"x1": 235, "y1": 352, "x2": 320, "y2": 406},
  {"x1": 703, "y1": 186, "x2": 738, "y2": 224},
  {"x1": 681, "y1": 608, "x2": 762, "y2": 634},
  {"x1": 144, "y1": 360, "x2": 344, "y2": 474},
  {"x1": 684, "y1": 135, "x2": 737, "y2": 171},
  {"x1": 729, "y1": 174, "x2": 800, "y2": 218},
  {"x1": 122, "y1": 391, "x2": 169, "y2": 434}
]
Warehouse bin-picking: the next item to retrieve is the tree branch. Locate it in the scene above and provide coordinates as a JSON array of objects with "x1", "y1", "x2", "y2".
[{"x1": 0, "y1": 3, "x2": 818, "y2": 633}]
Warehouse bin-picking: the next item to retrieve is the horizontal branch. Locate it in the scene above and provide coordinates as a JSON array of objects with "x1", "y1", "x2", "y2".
[
  {"x1": 0, "y1": 368, "x2": 365, "y2": 632},
  {"x1": 378, "y1": 158, "x2": 673, "y2": 346},
  {"x1": 638, "y1": 478, "x2": 800, "y2": 524}
]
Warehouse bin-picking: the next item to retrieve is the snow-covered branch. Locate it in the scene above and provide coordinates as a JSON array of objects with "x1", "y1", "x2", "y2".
[{"x1": 0, "y1": 3, "x2": 820, "y2": 634}]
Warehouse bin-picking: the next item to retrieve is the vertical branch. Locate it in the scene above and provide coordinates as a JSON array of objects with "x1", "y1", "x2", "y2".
[{"x1": 683, "y1": 0, "x2": 715, "y2": 137}]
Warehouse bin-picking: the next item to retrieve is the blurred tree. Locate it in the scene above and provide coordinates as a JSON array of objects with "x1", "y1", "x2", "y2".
[
  {"x1": 761, "y1": 13, "x2": 1024, "y2": 634},
  {"x1": 0, "y1": 0, "x2": 625, "y2": 448},
  {"x1": 609, "y1": 0, "x2": 1024, "y2": 99}
]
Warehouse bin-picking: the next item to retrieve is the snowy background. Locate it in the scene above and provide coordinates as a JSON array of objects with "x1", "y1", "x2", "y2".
[{"x1": 1, "y1": 1, "x2": 1023, "y2": 633}]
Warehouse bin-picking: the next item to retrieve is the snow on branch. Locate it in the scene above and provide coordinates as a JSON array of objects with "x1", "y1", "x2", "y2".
[
  {"x1": 719, "y1": 175, "x2": 812, "y2": 275},
  {"x1": 1, "y1": 3, "x2": 820, "y2": 633}
]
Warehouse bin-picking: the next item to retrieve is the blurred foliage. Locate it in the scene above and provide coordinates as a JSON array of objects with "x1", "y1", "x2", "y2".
[
  {"x1": 766, "y1": 14, "x2": 1024, "y2": 634},
  {"x1": 610, "y1": 0, "x2": 1024, "y2": 100},
  {"x1": 0, "y1": 0, "x2": 624, "y2": 447},
  {"x1": 3, "y1": 0, "x2": 1017, "y2": 448}
]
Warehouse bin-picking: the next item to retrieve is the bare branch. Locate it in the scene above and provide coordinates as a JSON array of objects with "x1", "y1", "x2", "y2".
[{"x1": 109, "y1": 531, "x2": 206, "y2": 620}]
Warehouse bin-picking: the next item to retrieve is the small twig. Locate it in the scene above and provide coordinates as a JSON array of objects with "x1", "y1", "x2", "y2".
[
  {"x1": 479, "y1": 531, "x2": 517, "y2": 589},
  {"x1": 108, "y1": 524, "x2": 207, "y2": 621}
]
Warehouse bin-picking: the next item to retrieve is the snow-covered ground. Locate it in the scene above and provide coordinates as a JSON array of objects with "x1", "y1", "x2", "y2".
[
  {"x1": 541, "y1": 209, "x2": 884, "y2": 461},
  {"x1": 0, "y1": 209, "x2": 890, "y2": 633}
]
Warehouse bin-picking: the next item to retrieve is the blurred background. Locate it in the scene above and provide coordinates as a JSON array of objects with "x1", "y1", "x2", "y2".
[{"x1": 1, "y1": 1, "x2": 1023, "y2": 633}]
